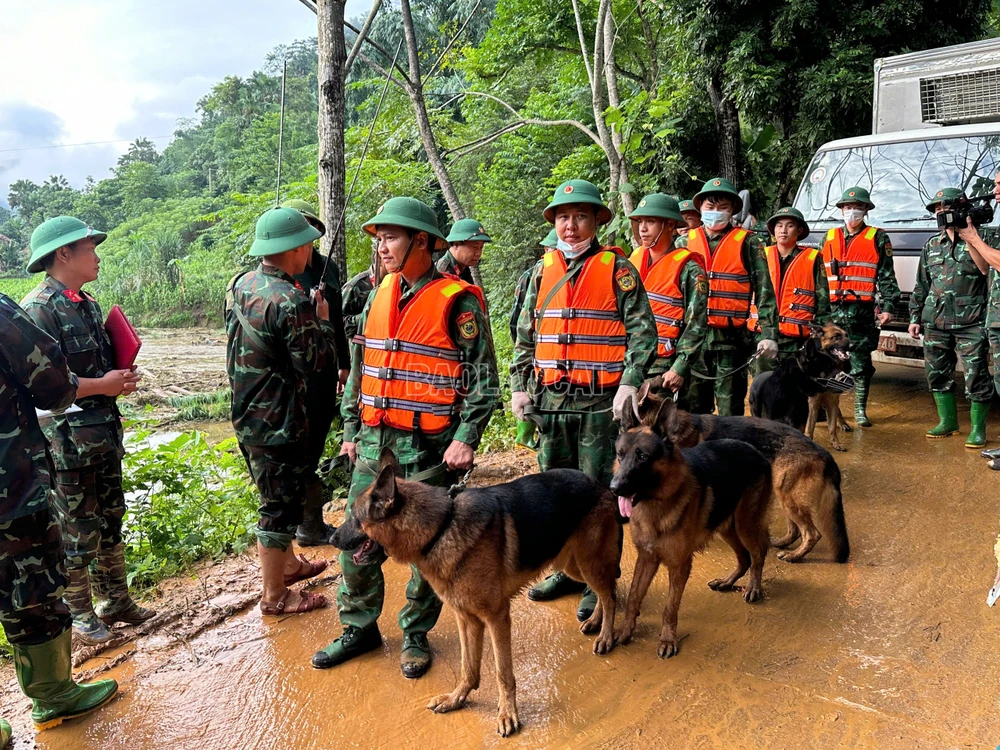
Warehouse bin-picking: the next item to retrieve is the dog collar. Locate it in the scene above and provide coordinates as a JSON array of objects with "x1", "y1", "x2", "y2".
[{"x1": 421, "y1": 499, "x2": 456, "y2": 557}]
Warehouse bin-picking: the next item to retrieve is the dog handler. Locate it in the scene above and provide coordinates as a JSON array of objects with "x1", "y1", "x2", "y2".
[
  {"x1": 510, "y1": 179, "x2": 656, "y2": 621},
  {"x1": 314, "y1": 197, "x2": 498, "y2": 677},
  {"x1": 627, "y1": 193, "x2": 708, "y2": 408}
]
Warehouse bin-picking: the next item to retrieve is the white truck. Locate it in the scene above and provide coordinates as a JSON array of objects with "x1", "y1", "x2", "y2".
[{"x1": 793, "y1": 37, "x2": 1000, "y2": 365}]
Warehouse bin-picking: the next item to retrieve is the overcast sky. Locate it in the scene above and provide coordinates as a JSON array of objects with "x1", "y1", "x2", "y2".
[{"x1": 0, "y1": 0, "x2": 369, "y2": 207}]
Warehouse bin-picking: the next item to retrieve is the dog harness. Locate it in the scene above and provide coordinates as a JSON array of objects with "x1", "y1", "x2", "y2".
[
  {"x1": 686, "y1": 227, "x2": 752, "y2": 328},
  {"x1": 822, "y1": 226, "x2": 879, "y2": 303},
  {"x1": 533, "y1": 248, "x2": 627, "y2": 388},
  {"x1": 630, "y1": 246, "x2": 704, "y2": 357},
  {"x1": 749, "y1": 246, "x2": 820, "y2": 338},
  {"x1": 358, "y1": 273, "x2": 482, "y2": 433}
]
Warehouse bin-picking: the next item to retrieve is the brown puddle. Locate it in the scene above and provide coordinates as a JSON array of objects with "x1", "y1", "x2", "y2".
[{"x1": 8, "y1": 364, "x2": 1000, "y2": 749}]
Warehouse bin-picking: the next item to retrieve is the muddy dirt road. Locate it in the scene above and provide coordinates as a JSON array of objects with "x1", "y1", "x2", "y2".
[{"x1": 6, "y1": 363, "x2": 1000, "y2": 749}]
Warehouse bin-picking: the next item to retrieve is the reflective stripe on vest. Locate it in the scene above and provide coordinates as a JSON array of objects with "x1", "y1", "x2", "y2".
[
  {"x1": 766, "y1": 246, "x2": 820, "y2": 338},
  {"x1": 686, "y1": 227, "x2": 751, "y2": 328},
  {"x1": 630, "y1": 246, "x2": 703, "y2": 358},
  {"x1": 359, "y1": 273, "x2": 482, "y2": 434},
  {"x1": 534, "y1": 249, "x2": 627, "y2": 387},
  {"x1": 822, "y1": 226, "x2": 879, "y2": 303}
]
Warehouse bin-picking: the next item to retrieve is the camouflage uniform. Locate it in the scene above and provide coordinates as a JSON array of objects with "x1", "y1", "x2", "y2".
[
  {"x1": 226, "y1": 264, "x2": 336, "y2": 551},
  {"x1": 342, "y1": 270, "x2": 375, "y2": 342},
  {"x1": 676, "y1": 231, "x2": 777, "y2": 415},
  {"x1": 20, "y1": 277, "x2": 133, "y2": 631},
  {"x1": 978, "y1": 228, "x2": 1000, "y2": 396},
  {"x1": 0, "y1": 293, "x2": 77, "y2": 646},
  {"x1": 337, "y1": 266, "x2": 498, "y2": 634},
  {"x1": 435, "y1": 250, "x2": 475, "y2": 285},
  {"x1": 510, "y1": 242, "x2": 657, "y2": 486},
  {"x1": 909, "y1": 232, "x2": 992, "y2": 401}
]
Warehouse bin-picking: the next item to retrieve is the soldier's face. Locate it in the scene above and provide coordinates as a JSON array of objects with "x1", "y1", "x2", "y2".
[
  {"x1": 450, "y1": 241, "x2": 485, "y2": 268},
  {"x1": 681, "y1": 211, "x2": 701, "y2": 230},
  {"x1": 993, "y1": 171, "x2": 1000, "y2": 203},
  {"x1": 63, "y1": 238, "x2": 100, "y2": 283},
  {"x1": 554, "y1": 204, "x2": 597, "y2": 244},
  {"x1": 773, "y1": 218, "x2": 799, "y2": 245},
  {"x1": 376, "y1": 225, "x2": 427, "y2": 274},
  {"x1": 636, "y1": 217, "x2": 672, "y2": 248}
]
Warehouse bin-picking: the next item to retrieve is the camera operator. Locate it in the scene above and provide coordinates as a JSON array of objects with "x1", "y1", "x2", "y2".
[
  {"x1": 908, "y1": 187, "x2": 992, "y2": 448},
  {"x1": 958, "y1": 170, "x2": 1000, "y2": 466}
]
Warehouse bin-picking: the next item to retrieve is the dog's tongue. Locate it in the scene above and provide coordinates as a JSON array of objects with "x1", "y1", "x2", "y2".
[{"x1": 618, "y1": 496, "x2": 634, "y2": 518}]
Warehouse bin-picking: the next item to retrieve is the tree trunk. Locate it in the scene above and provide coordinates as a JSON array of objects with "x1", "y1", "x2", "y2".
[
  {"x1": 317, "y1": 0, "x2": 348, "y2": 283},
  {"x1": 706, "y1": 72, "x2": 743, "y2": 185},
  {"x1": 602, "y1": 5, "x2": 633, "y2": 214}
]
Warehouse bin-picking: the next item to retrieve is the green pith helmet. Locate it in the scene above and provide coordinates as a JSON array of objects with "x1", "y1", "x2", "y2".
[
  {"x1": 27, "y1": 216, "x2": 107, "y2": 273},
  {"x1": 678, "y1": 199, "x2": 699, "y2": 215},
  {"x1": 836, "y1": 186, "x2": 875, "y2": 210},
  {"x1": 692, "y1": 177, "x2": 743, "y2": 213},
  {"x1": 628, "y1": 193, "x2": 683, "y2": 222},
  {"x1": 767, "y1": 206, "x2": 810, "y2": 240},
  {"x1": 249, "y1": 207, "x2": 322, "y2": 257},
  {"x1": 541, "y1": 228, "x2": 559, "y2": 248},
  {"x1": 362, "y1": 196, "x2": 448, "y2": 250},
  {"x1": 926, "y1": 187, "x2": 966, "y2": 212},
  {"x1": 446, "y1": 218, "x2": 492, "y2": 243},
  {"x1": 280, "y1": 199, "x2": 326, "y2": 236},
  {"x1": 543, "y1": 180, "x2": 613, "y2": 225}
]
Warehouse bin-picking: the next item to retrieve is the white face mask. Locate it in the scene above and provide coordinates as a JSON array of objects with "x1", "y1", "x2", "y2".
[
  {"x1": 701, "y1": 209, "x2": 731, "y2": 231},
  {"x1": 843, "y1": 208, "x2": 866, "y2": 227},
  {"x1": 556, "y1": 236, "x2": 593, "y2": 259}
]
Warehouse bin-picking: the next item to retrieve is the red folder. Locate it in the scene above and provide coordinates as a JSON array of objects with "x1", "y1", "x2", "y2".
[{"x1": 105, "y1": 305, "x2": 142, "y2": 369}]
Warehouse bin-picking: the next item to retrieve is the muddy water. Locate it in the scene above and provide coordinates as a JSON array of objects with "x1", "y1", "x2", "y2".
[{"x1": 12, "y1": 365, "x2": 1000, "y2": 749}]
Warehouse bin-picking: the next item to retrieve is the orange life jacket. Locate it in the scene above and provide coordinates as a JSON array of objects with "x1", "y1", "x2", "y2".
[
  {"x1": 822, "y1": 226, "x2": 879, "y2": 303},
  {"x1": 686, "y1": 227, "x2": 752, "y2": 328},
  {"x1": 359, "y1": 273, "x2": 483, "y2": 434},
  {"x1": 534, "y1": 248, "x2": 627, "y2": 388},
  {"x1": 749, "y1": 246, "x2": 820, "y2": 338},
  {"x1": 630, "y1": 246, "x2": 704, "y2": 358}
]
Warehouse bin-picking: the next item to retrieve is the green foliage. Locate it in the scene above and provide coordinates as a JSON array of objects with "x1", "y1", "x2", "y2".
[
  {"x1": 168, "y1": 389, "x2": 231, "y2": 422},
  {"x1": 0, "y1": 274, "x2": 42, "y2": 303},
  {"x1": 121, "y1": 427, "x2": 259, "y2": 589}
]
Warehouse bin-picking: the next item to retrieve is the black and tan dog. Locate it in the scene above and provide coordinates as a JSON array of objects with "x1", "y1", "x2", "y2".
[
  {"x1": 332, "y1": 449, "x2": 622, "y2": 738},
  {"x1": 610, "y1": 401, "x2": 772, "y2": 659},
  {"x1": 635, "y1": 382, "x2": 850, "y2": 563},
  {"x1": 749, "y1": 323, "x2": 853, "y2": 451}
]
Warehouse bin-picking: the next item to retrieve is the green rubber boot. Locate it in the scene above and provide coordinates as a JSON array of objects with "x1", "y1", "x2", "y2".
[
  {"x1": 13, "y1": 631, "x2": 119, "y2": 731},
  {"x1": 1, "y1": 718, "x2": 11, "y2": 749},
  {"x1": 527, "y1": 571, "x2": 587, "y2": 602},
  {"x1": 966, "y1": 401, "x2": 990, "y2": 449},
  {"x1": 854, "y1": 376, "x2": 872, "y2": 428},
  {"x1": 926, "y1": 392, "x2": 959, "y2": 438},
  {"x1": 576, "y1": 587, "x2": 597, "y2": 622},
  {"x1": 311, "y1": 625, "x2": 382, "y2": 669},
  {"x1": 514, "y1": 420, "x2": 538, "y2": 452}
]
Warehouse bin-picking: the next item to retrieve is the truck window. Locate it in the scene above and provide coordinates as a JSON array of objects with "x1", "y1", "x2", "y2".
[{"x1": 795, "y1": 135, "x2": 1000, "y2": 229}]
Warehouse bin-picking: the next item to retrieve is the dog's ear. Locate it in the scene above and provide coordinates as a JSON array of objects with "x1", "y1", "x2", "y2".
[
  {"x1": 636, "y1": 380, "x2": 652, "y2": 407},
  {"x1": 648, "y1": 396, "x2": 679, "y2": 440},
  {"x1": 370, "y1": 463, "x2": 398, "y2": 519},
  {"x1": 620, "y1": 394, "x2": 639, "y2": 431},
  {"x1": 377, "y1": 447, "x2": 402, "y2": 476},
  {"x1": 636, "y1": 383, "x2": 664, "y2": 421}
]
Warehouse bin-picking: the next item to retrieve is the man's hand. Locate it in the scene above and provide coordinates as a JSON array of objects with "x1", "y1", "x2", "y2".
[
  {"x1": 337, "y1": 368, "x2": 349, "y2": 394},
  {"x1": 661, "y1": 370, "x2": 684, "y2": 392},
  {"x1": 443, "y1": 440, "x2": 475, "y2": 470},
  {"x1": 958, "y1": 217, "x2": 982, "y2": 246},
  {"x1": 102, "y1": 368, "x2": 141, "y2": 397},
  {"x1": 877, "y1": 311, "x2": 893, "y2": 327},
  {"x1": 312, "y1": 289, "x2": 330, "y2": 321},
  {"x1": 339, "y1": 441, "x2": 357, "y2": 464},
  {"x1": 908, "y1": 323, "x2": 922, "y2": 338},
  {"x1": 511, "y1": 391, "x2": 531, "y2": 421}
]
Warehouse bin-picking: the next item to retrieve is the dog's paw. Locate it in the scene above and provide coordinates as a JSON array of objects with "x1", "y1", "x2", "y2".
[
  {"x1": 593, "y1": 633, "x2": 616, "y2": 655},
  {"x1": 427, "y1": 692, "x2": 467, "y2": 714},
  {"x1": 613, "y1": 625, "x2": 634, "y2": 646},
  {"x1": 776, "y1": 550, "x2": 803, "y2": 563},
  {"x1": 496, "y1": 707, "x2": 520, "y2": 737},
  {"x1": 832, "y1": 444, "x2": 848, "y2": 452},
  {"x1": 841, "y1": 423, "x2": 853, "y2": 432},
  {"x1": 707, "y1": 577, "x2": 735, "y2": 591},
  {"x1": 744, "y1": 586, "x2": 763, "y2": 603},
  {"x1": 656, "y1": 639, "x2": 679, "y2": 659},
  {"x1": 580, "y1": 618, "x2": 600, "y2": 635}
]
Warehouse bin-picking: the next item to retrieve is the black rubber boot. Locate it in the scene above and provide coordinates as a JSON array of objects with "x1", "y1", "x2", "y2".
[
  {"x1": 311, "y1": 626, "x2": 382, "y2": 669},
  {"x1": 296, "y1": 479, "x2": 337, "y2": 547},
  {"x1": 527, "y1": 571, "x2": 586, "y2": 602},
  {"x1": 576, "y1": 587, "x2": 597, "y2": 622}
]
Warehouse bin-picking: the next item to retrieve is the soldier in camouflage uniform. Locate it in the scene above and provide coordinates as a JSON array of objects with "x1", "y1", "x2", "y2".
[
  {"x1": 21, "y1": 216, "x2": 154, "y2": 646},
  {"x1": 679, "y1": 178, "x2": 778, "y2": 416},
  {"x1": 627, "y1": 193, "x2": 708, "y2": 409},
  {"x1": 342, "y1": 250, "x2": 383, "y2": 342},
  {"x1": 822, "y1": 187, "x2": 901, "y2": 427},
  {"x1": 510, "y1": 229, "x2": 558, "y2": 450},
  {"x1": 438, "y1": 218, "x2": 491, "y2": 284},
  {"x1": 678, "y1": 199, "x2": 702, "y2": 238},
  {"x1": 958, "y1": 170, "x2": 1000, "y2": 463},
  {"x1": 909, "y1": 188, "x2": 992, "y2": 448},
  {"x1": 226, "y1": 207, "x2": 335, "y2": 617},
  {"x1": 281, "y1": 200, "x2": 351, "y2": 547},
  {"x1": 313, "y1": 197, "x2": 498, "y2": 678},
  {"x1": 511, "y1": 180, "x2": 656, "y2": 621},
  {"x1": 1, "y1": 293, "x2": 118, "y2": 733}
]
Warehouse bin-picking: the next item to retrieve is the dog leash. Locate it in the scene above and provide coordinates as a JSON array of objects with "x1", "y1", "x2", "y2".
[
  {"x1": 355, "y1": 458, "x2": 474, "y2": 498},
  {"x1": 689, "y1": 351, "x2": 762, "y2": 381}
]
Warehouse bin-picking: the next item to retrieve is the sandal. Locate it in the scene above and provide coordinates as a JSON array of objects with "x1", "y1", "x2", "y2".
[
  {"x1": 283, "y1": 554, "x2": 329, "y2": 586},
  {"x1": 260, "y1": 589, "x2": 328, "y2": 616}
]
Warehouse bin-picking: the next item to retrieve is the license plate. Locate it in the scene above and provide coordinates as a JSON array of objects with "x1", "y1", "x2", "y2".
[{"x1": 878, "y1": 335, "x2": 898, "y2": 353}]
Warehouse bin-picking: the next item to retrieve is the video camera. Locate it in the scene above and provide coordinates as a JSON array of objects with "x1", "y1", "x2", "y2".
[{"x1": 936, "y1": 194, "x2": 995, "y2": 229}]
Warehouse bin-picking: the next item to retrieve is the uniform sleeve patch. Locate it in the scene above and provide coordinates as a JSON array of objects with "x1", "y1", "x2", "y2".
[
  {"x1": 615, "y1": 266, "x2": 636, "y2": 292},
  {"x1": 696, "y1": 275, "x2": 709, "y2": 296},
  {"x1": 457, "y1": 310, "x2": 479, "y2": 339}
]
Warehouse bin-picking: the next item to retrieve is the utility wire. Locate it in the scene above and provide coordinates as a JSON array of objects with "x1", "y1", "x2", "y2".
[{"x1": 0, "y1": 135, "x2": 173, "y2": 155}]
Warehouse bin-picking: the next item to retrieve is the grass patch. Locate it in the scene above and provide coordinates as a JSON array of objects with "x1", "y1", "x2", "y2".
[{"x1": 168, "y1": 389, "x2": 231, "y2": 422}]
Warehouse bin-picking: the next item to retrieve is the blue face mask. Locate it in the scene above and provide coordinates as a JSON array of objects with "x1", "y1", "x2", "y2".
[{"x1": 701, "y1": 210, "x2": 731, "y2": 230}]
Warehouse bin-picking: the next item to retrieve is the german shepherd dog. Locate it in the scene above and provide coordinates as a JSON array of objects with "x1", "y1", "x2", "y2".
[
  {"x1": 635, "y1": 382, "x2": 850, "y2": 563},
  {"x1": 749, "y1": 323, "x2": 853, "y2": 451},
  {"x1": 332, "y1": 449, "x2": 622, "y2": 738},
  {"x1": 610, "y1": 401, "x2": 772, "y2": 659}
]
